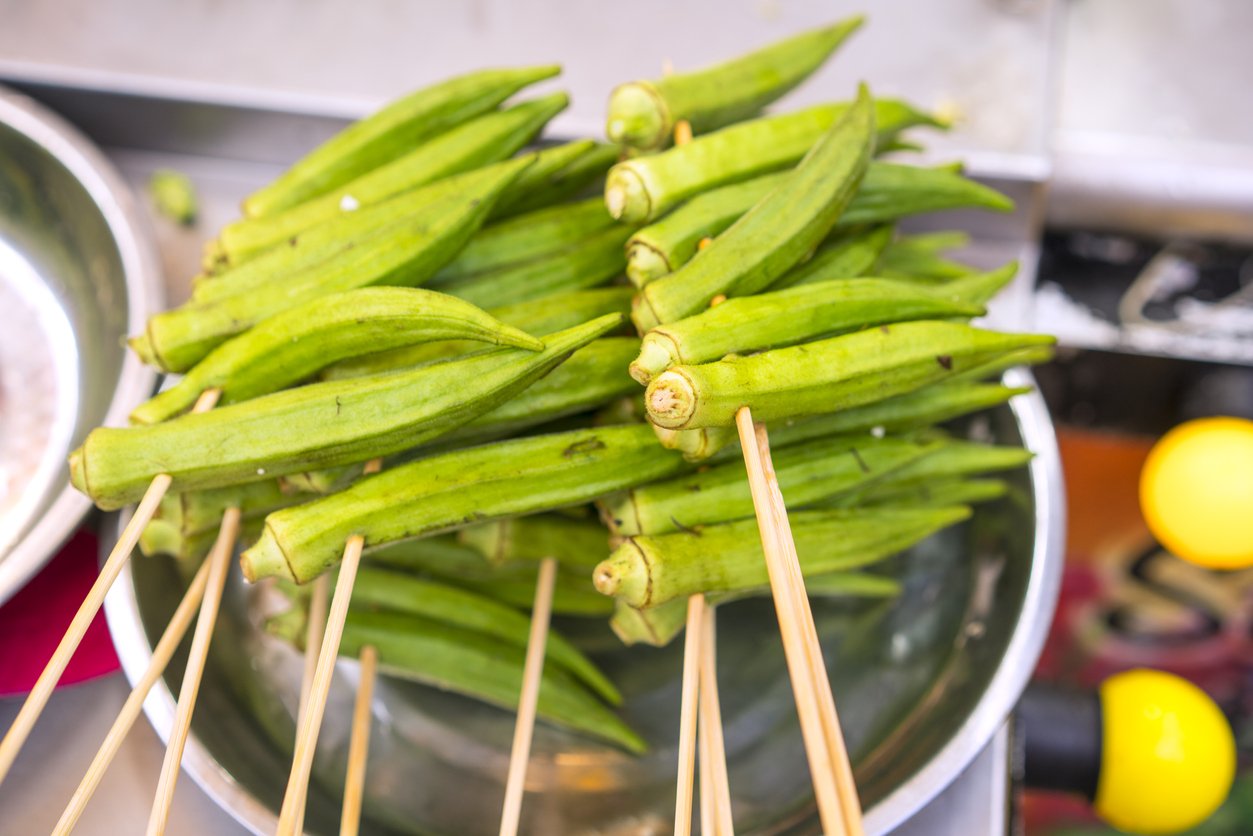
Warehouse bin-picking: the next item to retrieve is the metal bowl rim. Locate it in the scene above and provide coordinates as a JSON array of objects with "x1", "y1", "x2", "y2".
[{"x1": 0, "y1": 85, "x2": 163, "y2": 604}]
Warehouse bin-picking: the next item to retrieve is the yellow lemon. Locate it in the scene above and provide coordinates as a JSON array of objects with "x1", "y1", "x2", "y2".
[{"x1": 1140, "y1": 417, "x2": 1253, "y2": 570}]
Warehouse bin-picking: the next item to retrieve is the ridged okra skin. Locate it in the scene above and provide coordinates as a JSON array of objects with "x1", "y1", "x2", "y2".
[
  {"x1": 631, "y1": 87, "x2": 876, "y2": 331},
  {"x1": 241, "y1": 423, "x2": 688, "y2": 584},
  {"x1": 130, "y1": 287, "x2": 543, "y2": 424},
  {"x1": 71, "y1": 315, "x2": 621, "y2": 510},
  {"x1": 459, "y1": 514, "x2": 610, "y2": 570},
  {"x1": 605, "y1": 17, "x2": 864, "y2": 151},
  {"x1": 492, "y1": 142, "x2": 620, "y2": 220},
  {"x1": 243, "y1": 64, "x2": 560, "y2": 217},
  {"x1": 605, "y1": 97, "x2": 932, "y2": 225},
  {"x1": 220, "y1": 93, "x2": 569, "y2": 265},
  {"x1": 594, "y1": 506, "x2": 970, "y2": 608},
  {"x1": 776, "y1": 225, "x2": 895, "y2": 289},
  {"x1": 645, "y1": 321, "x2": 1056, "y2": 430},
  {"x1": 136, "y1": 159, "x2": 533, "y2": 373},
  {"x1": 349, "y1": 568, "x2": 620, "y2": 704}
]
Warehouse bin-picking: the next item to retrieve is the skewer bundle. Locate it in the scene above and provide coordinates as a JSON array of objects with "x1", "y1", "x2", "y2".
[{"x1": 0, "y1": 14, "x2": 1054, "y2": 835}]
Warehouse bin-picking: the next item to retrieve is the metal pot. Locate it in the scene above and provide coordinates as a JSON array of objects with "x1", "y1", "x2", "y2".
[
  {"x1": 103, "y1": 370, "x2": 1063, "y2": 834},
  {"x1": 0, "y1": 86, "x2": 161, "y2": 603}
]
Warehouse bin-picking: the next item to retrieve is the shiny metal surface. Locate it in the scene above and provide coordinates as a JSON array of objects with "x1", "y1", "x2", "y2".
[
  {"x1": 104, "y1": 376, "x2": 1063, "y2": 835},
  {"x1": 0, "y1": 86, "x2": 161, "y2": 603}
]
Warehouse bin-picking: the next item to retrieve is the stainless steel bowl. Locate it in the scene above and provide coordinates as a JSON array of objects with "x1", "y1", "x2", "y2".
[
  {"x1": 0, "y1": 86, "x2": 162, "y2": 603},
  {"x1": 104, "y1": 371, "x2": 1063, "y2": 834}
]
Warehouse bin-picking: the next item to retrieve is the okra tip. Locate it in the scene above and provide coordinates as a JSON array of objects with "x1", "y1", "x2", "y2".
[
  {"x1": 604, "y1": 165, "x2": 650, "y2": 222},
  {"x1": 644, "y1": 369, "x2": 698, "y2": 430},
  {"x1": 605, "y1": 81, "x2": 668, "y2": 150}
]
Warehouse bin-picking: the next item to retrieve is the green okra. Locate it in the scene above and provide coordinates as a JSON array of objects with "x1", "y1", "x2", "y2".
[
  {"x1": 606, "y1": 95, "x2": 931, "y2": 225},
  {"x1": 369, "y1": 538, "x2": 614, "y2": 617},
  {"x1": 492, "y1": 142, "x2": 620, "y2": 219},
  {"x1": 594, "y1": 506, "x2": 970, "y2": 608},
  {"x1": 242, "y1": 65, "x2": 560, "y2": 218},
  {"x1": 611, "y1": 571, "x2": 900, "y2": 647},
  {"x1": 437, "y1": 224, "x2": 632, "y2": 309},
  {"x1": 271, "y1": 608, "x2": 645, "y2": 753},
  {"x1": 72, "y1": 315, "x2": 620, "y2": 510},
  {"x1": 149, "y1": 479, "x2": 295, "y2": 541},
  {"x1": 778, "y1": 224, "x2": 895, "y2": 289},
  {"x1": 459, "y1": 514, "x2": 610, "y2": 570},
  {"x1": 430, "y1": 197, "x2": 615, "y2": 284},
  {"x1": 605, "y1": 17, "x2": 865, "y2": 151},
  {"x1": 845, "y1": 477, "x2": 1009, "y2": 509},
  {"x1": 148, "y1": 169, "x2": 197, "y2": 225},
  {"x1": 219, "y1": 94, "x2": 569, "y2": 265},
  {"x1": 241, "y1": 423, "x2": 688, "y2": 583},
  {"x1": 136, "y1": 159, "x2": 533, "y2": 373},
  {"x1": 644, "y1": 321, "x2": 1056, "y2": 430},
  {"x1": 632, "y1": 88, "x2": 876, "y2": 331},
  {"x1": 130, "y1": 287, "x2": 543, "y2": 424},
  {"x1": 348, "y1": 568, "x2": 620, "y2": 704},
  {"x1": 625, "y1": 162, "x2": 1010, "y2": 286},
  {"x1": 140, "y1": 516, "x2": 267, "y2": 562},
  {"x1": 602, "y1": 433, "x2": 941, "y2": 537},
  {"x1": 877, "y1": 234, "x2": 976, "y2": 280},
  {"x1": 629, "y1": 277, "x2": 987, "y2": 384},
  {"x1": 322, "y1": 286, "x2": 634, "y2": 380},
  {"x1": 829, "y1": 440, "x2": 1035, "y2": 498}
]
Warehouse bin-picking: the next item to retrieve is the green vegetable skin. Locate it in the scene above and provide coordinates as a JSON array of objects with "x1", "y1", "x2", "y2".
[
  {"x1": 349, "y1": 568, "x2": 619, "y2": 704},
  {"x1": 626, "y1": 162, "x2": 1010, "y2": 286},
  {"x1": 606, "y1": 96, "x2": 933, "y2": 225},
  {"x1": 629, "y1": 275, "x2": 992, "y2": 384},
  {"x1": 605, "y1": 16, "x2": 864, "y2": 151},
  {"x1": 324, "y1": 286, "x2": 634, "y2": 379},
  {"x1": 71, "y1": 315, "x2": 620, "y2": 510},
  {"x1": 645, "y1": 321, "x2": 1056, "y2": 430},
  {"x1": 459, "y1": 514, "x2": 609, "y2": 569},
  {"x1": 595, "y1": 506, "x2": 969, "y2": 608},
  {"x1": 242, "y1": 64, "x2": 560, "y2": 217},
  {"x1": 130, "y1": 287, "x2": 543, "y2": 424},
  {"x1": 493, "y1": 142, "x2": 620, "y2": 219},
  {"x1": 777, "y1": 224, "x2": 894, "y2": 289},
  {"x1": 336, "y1": 610, "x2": 645, "y2": 752},
  {"x1": 137, "y1": 158, "x2": 533, "y2": 373},
  {"x1": 241, "y1": 423, "x2": 688, "y2": 584},
  {"x1": 219, "y1": 93, "x2": 569, "y2": 265},
  {"x1": 603, "y1": 434, "x2": 940, "y2": 537},
  {"x1": 632, "y1": 87, "x2": 876, "y2": 331}
]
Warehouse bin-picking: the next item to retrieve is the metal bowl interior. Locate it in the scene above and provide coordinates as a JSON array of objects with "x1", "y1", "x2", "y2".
[
  {"x1": 0, "y1": 87, "x2": 160, "y2": 603},
  {"x1": 105, "y1": 373, "x2": 1063, "y2": 835}
]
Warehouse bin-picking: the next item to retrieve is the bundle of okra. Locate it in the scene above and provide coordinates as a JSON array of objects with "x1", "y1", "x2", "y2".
[{"x1": 69, "y1": 16, "x2": 1054, "y2": 753}]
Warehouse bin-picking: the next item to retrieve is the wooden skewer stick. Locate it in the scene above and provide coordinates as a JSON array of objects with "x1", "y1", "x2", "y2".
[
  {"x1": 673, "y1": 592, "x2": 706, "y2": 836},
  {"x1": 289, "y1": 572, "x2": 330, "y2": 835},
  {"x1": 698, "y1": 606, "x2": 734, "y2": 835},
  {"x1": 146, "y1": 505, "x2": 242, "y2": 835},
  {"x1": 52, "y1": 557, "x2": 214, "y2": 835},
  {"x1": 736, "y1": 407, "x2": 859, "y2": 836},
  {"x1": 275, "y1": 533, "x2": 367, "y2": 835},
  {"x1": 0, "y1": 387, "x2": 221, "y2": 785},
  {"x1": 340, "y1": 644, "x2": 377, "y2": 836},
  {"x1": 498, "y1": 556, "x2": 558, "y2": 836}
]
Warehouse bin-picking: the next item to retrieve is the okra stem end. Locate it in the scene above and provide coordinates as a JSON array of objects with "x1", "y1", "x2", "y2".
[
  {"x1": 604, "y1": 166, "x2": 651, "y2": 222},
  {"x1": 625, "y1": 241, "x2": 672, "y2": 288},
  {"x1": 240, "y1": 528, "x2": 296, "y2": 583},
  {"x1": 645, "y1": 369, "x2": 698, "y2": 430},
  {"x1": 605, "y1": 81, "x2": 670, "y2": 151},
  {"x1": 629, "y1": 333, "x2": 680, "y2": 385}
]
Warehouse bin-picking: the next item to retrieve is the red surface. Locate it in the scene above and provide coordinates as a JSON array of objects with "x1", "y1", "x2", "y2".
[{"x1": 0, "y1": 528, "x2": 119, "y2": 696}]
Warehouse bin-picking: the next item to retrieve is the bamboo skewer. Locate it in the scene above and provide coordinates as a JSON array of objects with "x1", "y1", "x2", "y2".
[
  {"x1": 146, "y1": 505, "x2": 242, "y2": 835},
  {"x1": 290, "y1": 572, "x2": 330, "y2": 835},
  {"x1": 340, "y1": 644, "x2": 378, "y2": 836},
  {"x1": 0, "y1": 388, "x2": 221, "y2": 786},
  {"x1": 673, "y1": 592, "x2": 706, "y2": 836},
  {"x1": 698, "y1": 606, "x2": 734, "y2": 835},
  {"x1": 498, "y1": 556, "x2": 559, "y2": 836},
  {"x1": 52, "y1": 558, "x2": 214, "y2": 835}
]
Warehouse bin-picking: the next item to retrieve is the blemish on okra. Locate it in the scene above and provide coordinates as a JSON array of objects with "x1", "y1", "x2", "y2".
[
  {"x1": 562, "y1": 438, "x2": 607, "y2": 458},
  {"x1": 936, "y1": 355, "x2": 953, "y2": 370},
  {"x1": 850, "y1": 447, "x2": 870, "y2": 474}
]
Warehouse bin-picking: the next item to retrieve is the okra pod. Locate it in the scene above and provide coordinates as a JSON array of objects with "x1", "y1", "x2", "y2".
[
  {"x1": 777, "y1": 224, "x2": 895, "y2": 289},
  {"x1": 877, "y1": 234, "x2": 976, "y2": 280},
  {"x1": 846, "y1": 477, "x2": 1009, "y2": 509},
  {"x1": 459, "y1": 514, "x2": 609, "y2": 570},
  {"x1": 630, "y1": 277, "x2": 987, "y2": 384},
  {"x1": 626, "y1": 162, "x2": 1010, "y2": 285},
  {"x1": 148, "y1": 479, "x2": 295, "y2": 541},
  {"x1": 276, "y1": 608, "x2": 645, "y2": 752},
  {"x1": 137, "y1": 158, "x2": 533, "y2": 372},
  {"x1": 606, "y1": 95, "x2": 932, "y2": 224},
  {"x1": 436, "y1": 224, "x2": 632, "y2": 309},
  {"x1": 602, "y1": 434, "x2": 940, "y2": 537},
  {"x1": 72, "y1": 315, "x2": 620, "y2": 510},
  {"x1": 831, "y1": 440, "x2": 1034, "y2": 497},
  {"x1": 431, "y1": 197, "x2": 615, "y2": 284},
  {"x1": 631, "y1": 88, "x2": 875, "y2": 330},
  {"x1": 595, "y1": 506, "x2": 969, "y2": 608},
  {"x1": 606, "y1": 17, "x2": 864, "y2": 151},
  {"x1": 241, "y1": 423, "x2": 688, "y2": 583},
  {"x1": 220, "y1": 94, "x2": 569, "y2": 265},
  {"x1": 140, "y1": 516, "x2": 266, "y2": 563},
  {"x1": 348, "y1": 568, "x2": 620, "y2": 704},
  {"x1": 611, "y1": 571, "x2": 899, "y2": 647},
  {"x1": 242, "y1": 65, "x2": 559, "y2": 217},
  {"x1": 645, "y1": 321, "x2": 1056, "y2": 429},
  {"x1": 130, "y1": 287, "x2": 543, "y2": 424},
  {"x1": 322, "y1": 286, "x2": 634, "y2": 380},
  {"x1": 492, "y1": 142, "x2": 619, "y2": 219}
]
